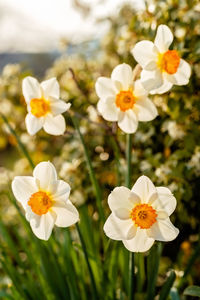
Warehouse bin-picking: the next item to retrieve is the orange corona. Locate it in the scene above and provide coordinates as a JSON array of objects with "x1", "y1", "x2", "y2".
[
  {"x1": 158, "y1": 50, "x2": 180, "y2": 74},
  {"x1": 130, "y1": 203, "x2": 157, "y2": 229},
  {"x1": 28, "y1": 191, "x2": 53, "y2": 215},
  {"x1": 30, "y1": 98, "x2": 50, "y2": 118},
  {"x1": 115, "y1": 90, "x2": 135, "y2": 112}
]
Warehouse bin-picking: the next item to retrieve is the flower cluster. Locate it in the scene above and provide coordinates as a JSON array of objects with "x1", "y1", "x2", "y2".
[
  {"x1": 10, "y1": 23, "x2": 192, "y2": 253},
  {"x1": 95, "y1": 24, "x2": 191, "y2": 134}
]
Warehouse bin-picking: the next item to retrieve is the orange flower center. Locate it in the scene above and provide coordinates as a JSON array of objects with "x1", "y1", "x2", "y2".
[
  {"x1": 158, "y1": 50, "x2": 180, "y2": 74},
  {"x1": 115, "y1": 90, "x2": 135, "y2": 112},
  {"x1": 30, "y1": 98, "x2": 50, "y2": 118},
  {"x1": 28, "y1": 191, "x2": 53, "y2": 215},
  {"x1": 130, "y1": 204, "x2": 157, "y2": 229}
]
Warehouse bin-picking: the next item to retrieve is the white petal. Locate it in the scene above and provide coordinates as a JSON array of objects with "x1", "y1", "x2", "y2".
[
  {"x1": 111, "y1": 63, "x2": 133, "y2": 90},
  {"x1": 30, "y1": 212, "x2": 56, "y2": 240},
  {"x1": 115, "y1": 208, "x2": 131, "y2": 220},
  {"x1": 25, "y1": 205, "x2": 36, "y2": 222},
  {"x1": 118, "y1": 110, "x2": 138, "y2": 134},
  {"x1": 150, "y1": 80, "x2": 173, "y2": 94},
  {"x1": 133, "y1": 80, "x2": 148, "y2": 98},
  {"x1": 50, "y1": 99, "x2": 71, "y2": 115},
  {"x1": 41, "y1": 77, "x2": 60, "y2": 99},
  {"x1": 157, "y1": 210, "x2": 169, "y2": 219},
  {"x1": 22, "y1": 76, "x2": 41, "y2": 103},
  {"x1": 154, "y1": 25, "x2": 173, "y2": 53},
  {"x1": 147, "y1": 218, "x2": 179, "y2": 241},
  {"x1": 104, "y1": 213, "x2": 136, "y2": 240},
  {"x1": 52, "y1": 180, "x2": 71, "y2": 202},
  {"x1": 165, "y1": 59, "x2": 191, "y2": 85},
  {"x1": 135, "y1": 97, "x2": 158, "y2": 122},
  {"x1": 123, "y1": 228, "x2": 155, "y2": 252},
  {"x1": 131, "y1": 175, "x2": 157, "y2": 203},
  {"x1": 43, "y1": 114, "x2": 66, "y2": 135},
  {"x1": 108, "y1": 186, "x2": 140, "y2": 211},
  {"x1": 97, "y1": 98, "x2": 118, "y2": 121},
  {"x1": 95, "y1": 77, "x2": 116, "y2": 99},
  {"x1": 53, "y1": 200, "x2": 79, "y2": 227},
  {"x1": 140, "y1": 69, "x2": 163, "y2": 92},
  {"x1": 11, "y1": 176, "x2": 38, "y2": 209},
  {"x1": 131, "y1": 41, "x2": 158, "y2": 70},
  {"x1": 25, "y1": 113, "x2": 44, "y2": 136},
  {"x1": 33, "y1": 161, "x2": 57, "y2": 191},
  {"x1": 151, "y1": 187, "x2": 177, "y2": 216}
]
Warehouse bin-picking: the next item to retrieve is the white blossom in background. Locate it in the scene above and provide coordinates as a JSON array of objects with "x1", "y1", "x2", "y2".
[
  {"x1": 132, "y1": 25, "x2": 191, "y2": 94},
  {"x1": 187, "y1": 147, "x2": 200, "y2": 176},
  {"x1": 12, "y1": 161, "x2": 79, "y2": 240},
  {"x1": 162, "y1": 120, "x2": 185, "y2": 140},
  {"x1": 22, "y1": 76, "x2": 71, "y2": 136},
  {"x1": 104, "y1": 175, "x2": 179, "y2": 252},
  {"x1": 95, "y1": 63, "x2": 158, "y2": 134}
]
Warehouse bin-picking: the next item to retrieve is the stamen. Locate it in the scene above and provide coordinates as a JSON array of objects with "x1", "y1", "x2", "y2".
[
  {"x1": 116, "y1": 90, "x2": 135, "y2": 112},
  {"x1": 30, "y1": 98, "x2": 50, "y2": 118},
  {"x1": 28, "y1": 191, "x2": 53, "y2": 215},
  {"x1": 130, "y1": 203, "x2": 157, "y2": 229},
  {"x1": 157, "y1": 50, "x2": 180, "y2": 74}
]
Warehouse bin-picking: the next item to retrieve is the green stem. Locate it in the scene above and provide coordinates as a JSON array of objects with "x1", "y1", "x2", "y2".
[
  {"x1": 71, "y1": 116, "x2": 105, "y2": 222},
  {"x1": 110, "y1": 136, "x2": 121, "y2": 185},
  {"x1": 158, "y1": 270, "x2": 176, "y2": 300},
  {"x1": 129, "y1": 252, "x2": 135, "y2": 300},
  {"x1": 0, "y1": 113, "x2": 35, "y2": 169},
  {"x1": 136, "y1": 253, "x2": 145, "y2": 293},
  {"x1": 126, "y1": 134, "x2": 134, "y2": 300},
  {"x1": 76, "y1": 223, "x2": 99, "y2": 300},
  {"x1": 126, "y1": 134, "x2": 133, "y2": 189},
  {"x1": 146, "y1": 242, "x2": 163, "y2": 300}
]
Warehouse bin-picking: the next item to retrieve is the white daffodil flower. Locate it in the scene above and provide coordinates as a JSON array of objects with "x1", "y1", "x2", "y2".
[
  {"x1": 95, "y1": 63, "x2": 158, "y2": 133},
  {"x1": 104, "y1": 175, "x2": 179, "y2": 252},
  {"x1": 132, "y1": 25, "x2": 191, "y2": 94},
  {"x1": 12, "y1": 161, "x2": 79, "y2": 240},
  {"x1": 22, "y1": 76, "x2": 71, "y2": 135}
]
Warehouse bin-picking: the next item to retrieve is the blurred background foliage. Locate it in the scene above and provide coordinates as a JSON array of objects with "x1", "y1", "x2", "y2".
[{"x1": 0, "y1": 0, "x2": 200, "y2": 299}]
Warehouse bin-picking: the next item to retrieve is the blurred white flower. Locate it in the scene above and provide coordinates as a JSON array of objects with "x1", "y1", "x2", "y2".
[
  {"x1": 59, "y1": 159, "x2": 81, "y2": 179},
  {"x1": 0, "y1": 167, "x2": 13, "y2": 191},
  {"x1": 70, "y1": 190, "x2": 85, "y2": 206},
  {"x1": 2, "y1": 64, "x2": 21, "y2": 78},
  {"x1": 132, "y1": 25, "x2": 191, "y2": 94},
  {"x1": 187, "y1": 148, "x2": 200, "y2": 176},
  {"x1": 0, "y1": 99, "x2": 13, "y2": 115},
  {"x1": 140, "y1": 160, "x2": 152, "y2": 172},
  {"x1": 22, "y1": 76, "x2": 71, "y2": 135},
  {"x1": 104, "y1": 175, "x2": 179, "y2": 252},
  {"x1": 155, "y1": 164, "x2": 171, "y2": 184},
  {"x1": 162, "y1": 121, "x2": 185, "y2": 140},
  {"x1": 12, "y1": 161, "x2": 79, "y2": 240},
  {"x1": 20, "y1": 133, "x2": 36, "y2": 151},
  {"x1": 95, "y1": 63, "x2": 158, "y2": 133}
]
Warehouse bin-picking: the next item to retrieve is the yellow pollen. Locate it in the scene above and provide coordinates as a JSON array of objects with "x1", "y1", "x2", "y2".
[
  {"x1": 28, "y1": 191, "x2": 53, "y2": 215},
  {"x1": 115, "y1": 90, "x2": 135, "y2": 112},
  {"x1": 157, "y1": 50, "x2": 180, "y2": 74},
  {"x1": 30, "y1": 98, "x2": 50, "y2": 118},
  {"x1": 130, "y1": 204, "x2": 157, "y2": 229}
]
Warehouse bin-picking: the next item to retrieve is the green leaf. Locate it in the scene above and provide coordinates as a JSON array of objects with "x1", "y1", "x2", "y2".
[
  {"x1": 146, "y1": 242, "x2": 163, "y2": 300},
  {"x1": 0, "y1": 291, "x2": 14, "y2": 299},
  {"x1": 159, "y1": 270, "x2": 176, "y2": 300},
  {"x1": 183, "y1": 286, "x2": 200, "y2": 297}
]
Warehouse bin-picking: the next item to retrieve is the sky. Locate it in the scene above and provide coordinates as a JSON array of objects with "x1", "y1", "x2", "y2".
[{"x1": 0, "y1": 0, "x2": 144, "y2": 53}]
